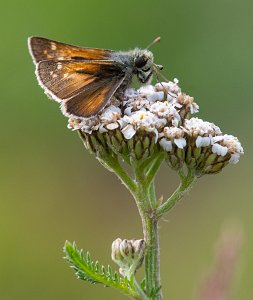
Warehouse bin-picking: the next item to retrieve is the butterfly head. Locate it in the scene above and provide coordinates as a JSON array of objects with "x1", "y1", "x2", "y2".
[
  {"x1": 133, "y1": 49, "x2": 163, "y2": 84},
  {"x1": 132, "y1": 49, "x2": 155, "y2": 84}
]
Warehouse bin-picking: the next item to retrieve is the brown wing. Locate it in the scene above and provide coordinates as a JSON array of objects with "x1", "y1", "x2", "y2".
[
  {"x1": 28, "y1": 36, "x2": 113, "y2": 64},
  {"x1": 63, "y1": 75, "x2": 125, "y2": 117},
  {"x1": 36, "y1": 59, "x2": 126, "y2": 118}
]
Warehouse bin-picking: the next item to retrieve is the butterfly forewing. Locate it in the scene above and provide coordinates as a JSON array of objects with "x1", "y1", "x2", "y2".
[
  {"x1": 28, "y1": 37, "x2": 113, "y2": 63},
  {"x1": 36, "y1": 59, "x2": 125, "y2": 117},
  {"x1": 28, "y1": 36, "x2": 130, "y2": 118}
]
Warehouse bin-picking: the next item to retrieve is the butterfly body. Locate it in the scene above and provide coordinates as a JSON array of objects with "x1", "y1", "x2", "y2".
[{"x1": 28, "y1": 37, "x2": 157, "y2": 118}]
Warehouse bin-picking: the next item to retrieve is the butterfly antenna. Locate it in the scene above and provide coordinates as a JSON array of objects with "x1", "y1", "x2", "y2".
[
  {"x1": 153, "y1": 66, "x2": 168, "y2": 101},
  {"x1": 146, "y1": 37, "x2": 161, "y2": 49},
  {"x1": 153, "y1": 64, "x2": 169, "y2": 82},
  {"x1": 153, "y1": 67, "x2": 161, "y2": 84}
]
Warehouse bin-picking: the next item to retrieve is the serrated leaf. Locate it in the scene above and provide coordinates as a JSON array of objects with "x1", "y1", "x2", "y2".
[
  {"x1": 63, "y1": 241, "x2": 142, "y2": 299},
  {"x1": 107, "y1": 265, "x2": 113, "y2": 277}
]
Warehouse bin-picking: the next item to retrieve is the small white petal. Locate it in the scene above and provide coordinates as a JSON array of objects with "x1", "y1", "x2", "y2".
[
  {"x1": 147, "y1": 92, "x2": 164, "y2": 103},
  {"x1": 83, "y1": 128, "x2": 92, "y2": 134},
  {"x1": 196, "y1": 136, "x2": 211, "y2": 147},
  {"x1": 166, "y1": 94, "x2": 174, "y2": 102},
  {"x1": 172, "y1": 118, "x2": 179, "y2": 127},
  {"x1": 153, "y1": 128, "x2": 159, "y2": 143},
  {"x1": 124, "y1": 107, "x2": 132, "y2": 116},
  {"x1": 212, "y1": 135, "x2": 224, "y2": 143},
  {"x1": 159, "y1": 138, "x2": 173, "y2": 152},
  {"x1": 138, "y1": 85, "x2": 155, "y2": 94},
  {"x1": 174, "y1": 102, "x2": 182, "y2": 108},
  {"x1": 99, "y1": 126, "x2": 108, "y2": 133},
  {"x1": 212, "y1": 144, "x2": 228, "y2": 156},
  {"x1": 106, "y1": 122, "x2": 119, "y2": 130},
  {"x1": 121, "y1": 124, "x2": 136, "y2": 139},
  {"x1": 190, "y1": 103, "x2": 199, "y2": 114},
  {"x1": 174, "y1": 138, "x2": 186, "y2": 149},
  {"x1": 118, "y1": 119, "x2": 128, "y2": 128},
  {"x1": 93, "y1": 125, "x2": 100, "y2": 131},
  {"x1": 168, "y1": 92, "x2": 177, "y2": 98},
  {"x1": 155, "y1": 82, "x2": 164, "y2": 91},
  {"x1": 229, "y1": 153, "x2": 240, "y2": 164}
]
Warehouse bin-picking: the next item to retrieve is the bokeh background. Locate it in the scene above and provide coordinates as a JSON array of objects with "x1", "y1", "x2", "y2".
[{"x1": 1, "y1": 0, "x2": 252, "y2": 299}]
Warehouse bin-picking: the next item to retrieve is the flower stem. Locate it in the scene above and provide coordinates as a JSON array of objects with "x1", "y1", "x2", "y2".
[
  {"x1": 134, "y1": 165, "x2": 162, "y2": 299},
  {"x1": 146, "y1": 152, "x2": 166, "y2": 186},
  {"x1": 143, "y1": 216, "x2": 162, "y2": 299},
  {"x1": 157, "y1": 168, "x2": 197, "y2": 218},
  {"x1": 102, "y1": 155, "x2": 137, "y2": 194},
  {"x1": 134, "y1": 278, "x2": 149, "y2": 300}
]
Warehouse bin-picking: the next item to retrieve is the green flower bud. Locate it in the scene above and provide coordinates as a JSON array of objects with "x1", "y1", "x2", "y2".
[{"x1": 111, "y1": 238, "x2": 146, "y2": 278}]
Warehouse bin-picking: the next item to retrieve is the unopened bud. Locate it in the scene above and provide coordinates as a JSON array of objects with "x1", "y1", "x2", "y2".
[{"x1": 111, "y1": 238, "x2": 146, "y2": 278}]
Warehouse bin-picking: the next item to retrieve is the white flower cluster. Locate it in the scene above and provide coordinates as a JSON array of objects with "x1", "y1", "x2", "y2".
[
  {"x1": 68, "y1": 79, "x2": 197, "y2": 138},
  {"x1": 185, "y1": 118, "x2": 243, "y2": 164},
  {"x1": 68, "y1": 79, "x2": 243, "y2": 165}
]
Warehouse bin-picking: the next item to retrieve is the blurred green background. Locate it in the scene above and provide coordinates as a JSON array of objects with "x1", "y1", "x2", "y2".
[{"x1": 1, "y1": 0, "x2": 252, "y2": 299}]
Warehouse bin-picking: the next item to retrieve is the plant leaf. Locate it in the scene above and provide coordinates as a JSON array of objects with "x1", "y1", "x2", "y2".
[{"x1": 63, "y1": 241, "x2": 142, "y2": 299}]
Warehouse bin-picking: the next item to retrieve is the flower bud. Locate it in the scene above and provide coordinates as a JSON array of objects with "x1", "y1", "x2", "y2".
[{"x1": 111, "y1": 238, "x2": 146, "y2": 278}]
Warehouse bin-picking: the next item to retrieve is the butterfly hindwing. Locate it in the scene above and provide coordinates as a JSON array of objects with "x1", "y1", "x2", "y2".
[
  {"x1": 28, "y1": 37, "x2": 113, "y2": 63},
  {"x1": 36, "y1": 59, "x2": 125, "y2": 117},
  {"x1": 63, "y1": 75, "x2": 125, "y2": 117}
]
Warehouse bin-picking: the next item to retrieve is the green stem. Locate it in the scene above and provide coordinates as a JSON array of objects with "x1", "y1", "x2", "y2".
[
  {"x1": 144, "y1": 216, "x2": 161, "y2": 299},
  {"x1": 146, "y1": 152, "x2": 166, "y2": 186},
  {"x1": 157, "y1": 169, "x2": 197, "y2": 218},
  {"x1": 110, "y1": 158, "x2": 137, "y2": 195},
  {"x1": 134, "y1": 167, "x2": 162, "y2": 300},
  {"x1": 148, "y1": 181, "x2": 157, "y2": 208},
  {"x1": 79, "y1": 130, "x2": 199, "y2": 300},
  {"x1": 78, "y1": 129, "x2": 137, "y2": 195},
  {"x1": 98, "y1": 154, "x2": 137, "y2": 195},
  {"x1": 134, "y1": 278, "x2": 149, "y2": 300}
]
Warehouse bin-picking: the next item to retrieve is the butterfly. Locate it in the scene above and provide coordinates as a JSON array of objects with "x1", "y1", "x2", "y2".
[{"x1": 28, "y1": 37, "x2": 163, "y2": 118}]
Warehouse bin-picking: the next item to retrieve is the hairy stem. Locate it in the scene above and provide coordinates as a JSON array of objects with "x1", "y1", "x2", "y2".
[
  {"x1": 134, "y1": 278, "x2": 149, "y2": 300},
  {"x1": 78, "y1": 130, "x2": 199, "y2": 300},
  {"x1": 144, "y1": 216, "x2": 161, "y2": 299},
  {"x1": 157, "y1": 169, "x2": 197, "y2": 218},
  {"x1": 134, "y1": 166, "x2": 162, "y2": 300}
]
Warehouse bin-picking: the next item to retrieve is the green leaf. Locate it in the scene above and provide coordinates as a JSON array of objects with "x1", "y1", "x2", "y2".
[
  {"x1": 140, "y1": 278, "x2": 146, "y2": 292},
  {"x1": 63, "y1": 241, "x2": 142, "y2": 299}
]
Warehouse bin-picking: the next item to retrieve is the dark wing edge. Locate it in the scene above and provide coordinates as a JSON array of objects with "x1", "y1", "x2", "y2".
[
  {"x1": 34, "y1": 59, "x2": 126, "y2": 118},
  {"x1": 35, "y1": 59, "x2": 124, "y2": 104}
]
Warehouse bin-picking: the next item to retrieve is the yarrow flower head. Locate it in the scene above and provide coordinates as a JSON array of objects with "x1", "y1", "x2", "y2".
[{"x1": 68, "y1": 79, "x2": 243, "y2": 175}]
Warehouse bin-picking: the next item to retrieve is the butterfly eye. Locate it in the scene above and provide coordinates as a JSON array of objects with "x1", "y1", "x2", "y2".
[{"x1": 135, "y1": 56, "x2": 147, "y2": 68}]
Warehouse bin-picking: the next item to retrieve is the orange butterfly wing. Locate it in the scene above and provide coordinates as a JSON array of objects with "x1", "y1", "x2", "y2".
[
  {"x1": 36, "y1": 60, "x2": 126, "y2": 118},
  {"x1": 28, "y1": 36, "x2": 113, "y2": 63},
  {"x1": 63, "y1": 75, "x2": 125, "y2": 117}
]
